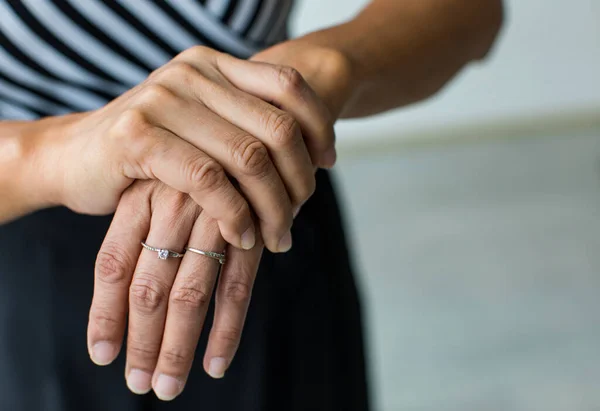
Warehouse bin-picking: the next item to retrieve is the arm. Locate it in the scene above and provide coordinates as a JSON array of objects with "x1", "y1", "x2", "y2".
[
  {"x1": 252, "y1": 0, "x2": 504, "y2": 119},
  {"x1": 0, "y1": 117, "x2": 65, "y2": 223}
]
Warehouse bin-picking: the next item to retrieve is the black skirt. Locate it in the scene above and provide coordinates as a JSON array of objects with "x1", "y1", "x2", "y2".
[{"x1": 0, "y1": 170, "x2": 370, "y2": 411}]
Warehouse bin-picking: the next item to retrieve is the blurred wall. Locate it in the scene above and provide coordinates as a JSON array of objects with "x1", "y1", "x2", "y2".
[
  {"x1": 291, "y1": 3, "x2": 600, "y2": 410},
  {"x1": 290, "y1": 0, "x2": 600, "y2": 146}
]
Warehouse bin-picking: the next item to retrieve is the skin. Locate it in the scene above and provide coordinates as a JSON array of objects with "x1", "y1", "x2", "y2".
[
  {"x1": 0, "y1": 47, "x2": 336, "y2": 252},
  {"x1": 0, "y1": 0, "x2": 504, "y2": 402}
]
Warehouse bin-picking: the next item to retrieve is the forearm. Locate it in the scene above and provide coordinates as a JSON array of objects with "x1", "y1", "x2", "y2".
[
  {"x1": 254, "y1": 0, "x2": 504, "y2": 119},
  {"x1": 0, "y1": 118, "x2": 63, "y2": 224}
]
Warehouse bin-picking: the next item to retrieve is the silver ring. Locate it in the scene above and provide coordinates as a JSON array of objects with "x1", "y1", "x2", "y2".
[
  {"x1": 141, "y1": 241, "x2": 185, "y2": 260},
  {"x1": 185, "y1": 247, "x2": 226, "y2": 265}
]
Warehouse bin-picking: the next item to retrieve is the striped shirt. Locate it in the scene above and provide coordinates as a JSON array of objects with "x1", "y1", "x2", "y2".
[{"x1": 0, "y1": 0, "x2": 294, "y2": 119}]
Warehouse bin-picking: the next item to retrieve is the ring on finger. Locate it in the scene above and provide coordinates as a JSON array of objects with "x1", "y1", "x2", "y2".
[
  {"x1": 185, "y1": 247, "x2": 226, "y2": 265},
  {"x1": 141, "y1": 241, "x2": 185, "y2": 260}
]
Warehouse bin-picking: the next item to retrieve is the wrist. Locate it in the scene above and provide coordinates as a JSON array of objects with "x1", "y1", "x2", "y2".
[{"x1": 9, "y1": 115, "x2": 75, "y2": 211}]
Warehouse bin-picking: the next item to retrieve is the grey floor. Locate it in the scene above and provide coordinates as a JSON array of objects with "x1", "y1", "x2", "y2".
[{"x1": 335, "y1": 130, "x2": 600, "y2": 411}]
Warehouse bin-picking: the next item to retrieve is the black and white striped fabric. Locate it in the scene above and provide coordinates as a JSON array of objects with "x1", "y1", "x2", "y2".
[{"x1": 0, "y1": 0, "x2": 294, "y2": 119}]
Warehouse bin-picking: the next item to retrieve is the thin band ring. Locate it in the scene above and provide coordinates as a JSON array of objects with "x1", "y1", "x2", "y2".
[
  {"x1": 141, "y1": 241, "x2": 185, "y2": 260},
  {"x1": 185, "y1": 247, "x2": 226, "y2": 265}
]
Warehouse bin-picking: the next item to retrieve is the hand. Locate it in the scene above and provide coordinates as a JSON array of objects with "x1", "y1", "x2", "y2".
[
  {"x1": 85, "y1": 43, "x2": 349, "y2": 401},
  {"x1": 87, "y1": 180, "x2": 264, "y2": 400},
  {"x1": 39, "y1": 46, "x2": 335, "y2": 253}
]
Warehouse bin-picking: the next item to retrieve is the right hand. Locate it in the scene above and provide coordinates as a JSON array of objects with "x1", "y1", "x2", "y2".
[
  {"x1": 88, "y1": 180, "x2": 267, "y2": 399},
  {"x1": 40, "y1": 46, "x2": 335, "y2": 253}
]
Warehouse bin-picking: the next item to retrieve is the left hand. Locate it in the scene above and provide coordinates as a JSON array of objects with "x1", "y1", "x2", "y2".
[{"x1": 87, "y1": 180, "x2": 263, "y2": 401}]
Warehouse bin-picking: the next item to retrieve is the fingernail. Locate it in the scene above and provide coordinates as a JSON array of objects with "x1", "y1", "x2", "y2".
[
  {"x1": 278, "y1": 231, "x2": 293, "y2": 253},
  {"x1": 241, "y1": 226, "x2": 256, "y2": 250},
  {"x1": 154, "y1": 374, "x2": 183, "y2": 401},
  {"x1": 208, "y1": 357, "x2": 228, "y2": 379},
  {"x1": 323, "y1": 147, "x2": 337, "y2": 168},
  {"x1": 127, "y1": 369, "x2": 153, "y2": 395},
  {"x1": 91, "y1": 341, "x2": 117, "y2": 366}
]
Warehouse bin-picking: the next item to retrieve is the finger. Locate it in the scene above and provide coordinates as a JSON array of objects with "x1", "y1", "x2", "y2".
[
  {"x1": 88, "y1": 184, "x2": 151, "y2": 366},
  {"x1": 117, "y1": 111, "x2": 256, "y2": 250},
  {"x1": 216, "y1": 54, "x2": 337, "y2": 168},
  {"x1": 146, "y1": 95, "x2": 293, "y2": 254},
  {"x1": 203, "y1": 242, "x2": 264, "y2": 379},
  {"x1": 125, "y1": 190, "x2": 197, "y2": 395},
  {"x1": 164, "y1": 59, "x2": 315, "y2": 209},
  {"x1": 197, "y1": 85, "x2": 316, "y2": 208},
  {"x1": 152, "y1": 212, "x2": 225, "y2": 401}
]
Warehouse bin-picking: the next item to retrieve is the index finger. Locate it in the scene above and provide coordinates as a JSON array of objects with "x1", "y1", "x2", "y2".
[{"x1": 88, "y1": 185, "x2": 151, "y2": 366}]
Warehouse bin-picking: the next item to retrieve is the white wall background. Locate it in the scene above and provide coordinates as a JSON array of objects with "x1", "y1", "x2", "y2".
[
  {"x1": 291, "y1": 0, "x2": 600, "y2": 146},
  {"x1": 291, "y1": 2, "x2": 600, "y2": 410},
  {"x1": 335, "y1": 129, "x2": 600, "y2": 411}
]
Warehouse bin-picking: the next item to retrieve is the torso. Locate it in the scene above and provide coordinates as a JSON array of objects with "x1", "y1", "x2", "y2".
[{"x1": 0, "y1": 0, "x2": 294, "y2": 119}]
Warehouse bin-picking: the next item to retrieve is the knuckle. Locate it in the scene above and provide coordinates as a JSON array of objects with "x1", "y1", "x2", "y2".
[
  {"x1": 90, "y1": 310, "x2": 121, "y2": 333},
  {"x1": 139, "y1": 84, "x2": 175, "y2": 104},
  {"x1": 213, "y1": 327, "x2": 242, "y2": 346},
  {"x1": 163, "y1": 194, "x2": 199, "y2": 230},
  {"x1": 126, "y1": 179, "x2": 155, "y2": 198},
  {"x1": 163, "y1": 190, "x2": 191, "y2": 212},
  {"x1": 161, "y1": 347, "x2": 192, "y2": 367},
  {"x1": 275, "y1": 66, "x2": 306, "y2": 95},
  {"x1": 110, "y1": 109, "x2": 149, "y2": 141},
  {"x1": 222, "y1": 280, "x2": 252, "y2": 304},
  {"x1": 228, "y1": 197, "x2": 250, "y2": 223},
  {"x1": 129, "y1": 275, "x2": 170, "y2": 313},
  {"x1": 170, "y1": 283, "x2": 212, "y2": 311},
  {"x1": 95, "y1": 243, "x2": 132, "y2": 285},
  {"x1": 180, "y1": 45, "x2": 209, "y2": 60},
  {"x1": 128, "y1": 343, "x2": 159, "y2": 362},
  {"x1": 184, "y1": 156, "x2": 226, "y2": 193},
  {"x1": 229, "y1": 136, "x2": 271, "y2": 178},
  {"x1": 267, "y1": 111, "x2": 300, "y2": 148},
  {"x1": 164, "y1": 61, "x2": 198, "y2": 84}
]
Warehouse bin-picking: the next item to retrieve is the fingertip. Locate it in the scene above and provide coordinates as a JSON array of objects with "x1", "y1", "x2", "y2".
[
  {"x1": 207, "y1": 357, "x2": 228, "y2": 379},
  {"x1": 322, "y1": 147, "x2": 337, "y2": 169},
  {"x1": 90, "y1": 341, "x2": 119, "y2": 366},
  {"x1": 262, "y1": 221, "x2": 293, "y2": 254},
  {"x1": 127, "y1": 369, "x2": 153, "y2": 395},
  {"x1": 263, "y1": 237, "x2": 280, "y2": 254},
  {"x1": 277, "y1": 230, "x2": 293, "y2": 253},
  {"x1": 153, "y1": 374, "x2": 184, "y2": 401},
  {"x1": 241, "y1": 226, "x2": 256, "y2": 250}
]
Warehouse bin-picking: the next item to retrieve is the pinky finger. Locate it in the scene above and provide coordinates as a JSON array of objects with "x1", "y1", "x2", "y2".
[{"x1": 203, "y1": 243, "x2": 264, "y2": 378}]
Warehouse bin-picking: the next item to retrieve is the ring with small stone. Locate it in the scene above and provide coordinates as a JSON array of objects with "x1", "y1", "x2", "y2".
[
  {"x1": 141, "y1": 241, "x2": 185, "y2": 260},
  {"x1": 185, "y1": 247, "x2": 226, "y2": 265}
]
